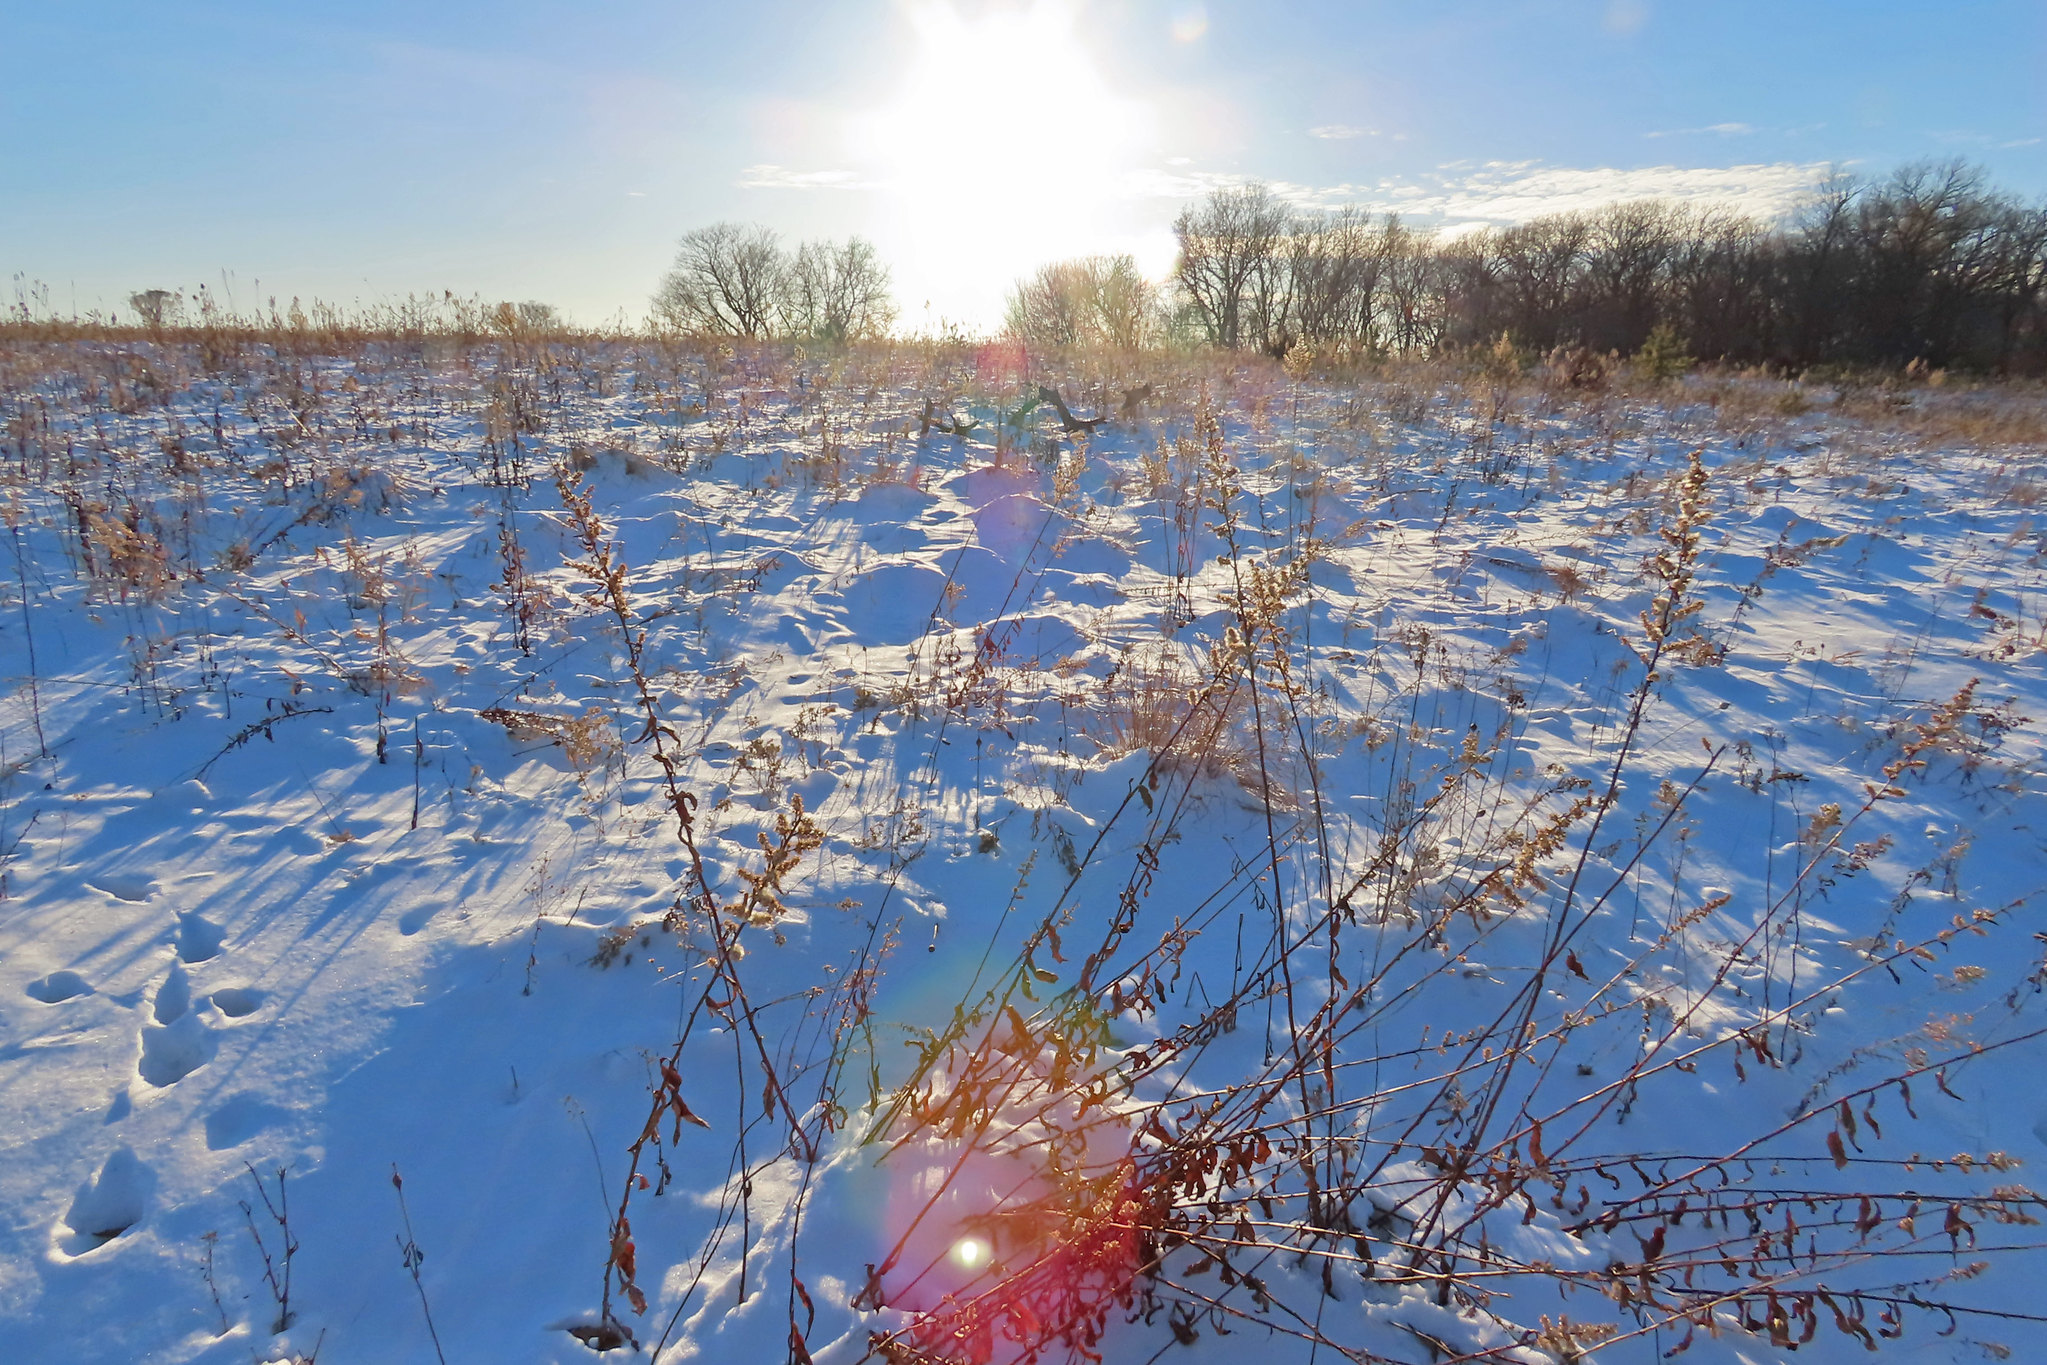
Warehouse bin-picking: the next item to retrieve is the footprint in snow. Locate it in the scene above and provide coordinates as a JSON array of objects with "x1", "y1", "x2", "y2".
[
  {"x1": 208, "y1": 986, "x2": 265, "y2": 1018},
  {"x1": 25, "y1": 970, "x2": 93, "y2": 1004},
  {"x1": 152, "y1": 963, "x2": 190, "y2": 1025},
  {"x1": 138, "y1": 964, "x2": 215, "y2": 1088},
  {"x1": 56, "y1": 1147, "x2": 154, "y2": 1256},
  {"x1": 176, "y1": 911, "x2": 225, "y2": 964},
  {"x1": 204, "y1": 1092, "x2": 293, "y2": 1151},
  {"x1": 398, "y1": 902, "x2": 442, "y2": 935},
  {"x1": 87, "y1": 874, "x2": 158, "y2": 903}
]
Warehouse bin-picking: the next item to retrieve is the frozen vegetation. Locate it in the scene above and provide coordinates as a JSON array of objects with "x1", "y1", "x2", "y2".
[{"x1": 2, "y1": 330, "x2": 2046, "y2": 1363}]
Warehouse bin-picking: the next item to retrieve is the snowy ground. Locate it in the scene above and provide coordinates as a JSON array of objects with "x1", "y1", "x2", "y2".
[{"x1": 2, "y1": 337, "x2": 2045, "y2": 1364}]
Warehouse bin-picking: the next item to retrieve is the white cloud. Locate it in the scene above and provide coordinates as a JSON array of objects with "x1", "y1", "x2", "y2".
[
  {"x1": 1120, "y1": 167, "x2": 1252, "y2": 199},
  {"x1": 1925, "y1": 130, "x2": 2047, "y2": 150},
  {"x1": 1645, "y1": 122, "x2": 1756, "y2": 139},
  {"x1": 1118, "y1": 159, "x2": 1835, "y2": 226},
  {"x1": 1398, "y1": 160, "x2": 1833, "y2": 224},
  {"x1": 1309, "y1": 124, "x2": 1378, "y2": 141},
  {"x1": 1121, "y1": 169, "x2": 1395, "y2": 213},
  {"x1": 736, "y1": 164, "x2": 880, "y2": 191}
]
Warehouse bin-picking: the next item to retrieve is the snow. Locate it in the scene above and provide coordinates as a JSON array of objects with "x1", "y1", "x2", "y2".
[{"x1": 1, "y1": 341, "x2": 2045, "y2": 1363}]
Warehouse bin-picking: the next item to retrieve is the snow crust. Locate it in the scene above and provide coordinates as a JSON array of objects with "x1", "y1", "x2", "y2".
[{"x1": 1, "y1": 341, "x2": 2044, "y2": 1363}]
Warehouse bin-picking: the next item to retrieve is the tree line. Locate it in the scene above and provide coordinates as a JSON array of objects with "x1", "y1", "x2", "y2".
[
  {"x1": 1026, "y1": 160, "x2": 2045, "y2": 373},
  {"x1": 660, "y1": 159, "x2": 2045, "y2": 372}
]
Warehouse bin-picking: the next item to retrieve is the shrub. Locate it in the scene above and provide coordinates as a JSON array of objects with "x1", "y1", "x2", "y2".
[
  {"x1": 1006, "y1": 255, "x2": 1160, "y2": 352},
  {"x1": 1635, "y1": 321, "x2": 1693, "y2": 381}
]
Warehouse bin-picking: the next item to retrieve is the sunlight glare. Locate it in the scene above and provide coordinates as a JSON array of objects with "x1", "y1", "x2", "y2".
[
  {"x1": 857, "y1": 1, "x2": 1155, "y2": 331},
  {"x1": 952, "y1": 1236, "x2": 990, "y2": 1269}
]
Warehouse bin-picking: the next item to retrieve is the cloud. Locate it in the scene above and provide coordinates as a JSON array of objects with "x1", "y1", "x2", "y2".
[
  {"x1": 736, "y1": 164, "x2": 880, "y2": 191},
  {"x1": 1644, "y1": 122, "x2": 1756, "y2": 139},
  {"x1": 1120, "y1": 159, "x2": 1835, "y2": 226},
  {"x1": 1309, "y1": 124, "x2": 1378, "y2": 141},
  {"x1": 1123, "y1": 169, "x2": 1400, "y2": 213},
  {"x1": 1120, "y1": 167, "x2": 1255, "y2": 200},
  {"x1": 1397, "y1": 160, "x2": 1833, "y2": 224},
  {"x1": 1927, "y1": 131, "x2": 2043, "y2": 150}
]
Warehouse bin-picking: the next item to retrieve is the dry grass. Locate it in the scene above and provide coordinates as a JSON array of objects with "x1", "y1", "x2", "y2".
[{"x1": 6, "y1": 324, "x2": 2046, "y2": 1363}]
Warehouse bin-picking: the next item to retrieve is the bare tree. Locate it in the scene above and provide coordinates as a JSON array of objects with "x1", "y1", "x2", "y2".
[
  {"x1": 1666, "y1": 207, "x2": 1775, "y2": 361},
  {"x1": 515, "y1": 301, "x2": 562, "y2": 333},
  {"x1": 1493, "y1": 212, "x2": 1591, "y2": 344},
  {"x1": 1005, "y1": 255, "x2": 1159, "y2": 351},
  {"x1": 1582, "y1": 200, "x2": 1682, "y2": 351},
  {"x1": 1856, "y1": 160, "x2": 1998, "y2": 363},
  {"x1": 128, "y1": 290, "x2": 178, "y2": 329},
  {"x1": 1378, "y1": 218, "x2": 1444, "y2": 353},
  {"x1": 1006, "y1": 261, "x2": 1096, "y2": 349},
  {"x1": 1783, "y1": 171, "x2": 1862, "y2": 362},
  {"x1": 1287, "y1": 207, "x2": 1386, "y2": 347},
  {"x1": 784, "y1": 237, "x2": 896, "y2": 344},
  {"x1": 489, "y1": 300, "x2": 562, "y2": 336},
  {"x1": 651, "y1": 223, "x2": 787, "y2": 337},
  {"x1": 1085, "y1": 255, "x2": 1160, "y2": 351},
  {"x1": 1985, "y1": 204, "x2": 2047, "y2": 368},
  {"x1": 1173, "y1": 183, "x2": 1293, "y2": 350}
]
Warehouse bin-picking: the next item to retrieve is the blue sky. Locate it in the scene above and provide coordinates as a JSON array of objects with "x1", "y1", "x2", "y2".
[{"x1": 3, "y1": 0, "x2": 2041, "y2": 331}]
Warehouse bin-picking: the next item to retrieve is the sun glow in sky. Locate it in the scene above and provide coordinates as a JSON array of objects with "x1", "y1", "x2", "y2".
[
  {"x1": 2, "y1": 1, "x2": 2043, "y2": 331},
  {"x1": 853, "y1": 1, "x2": 1159, "y2": 332}
]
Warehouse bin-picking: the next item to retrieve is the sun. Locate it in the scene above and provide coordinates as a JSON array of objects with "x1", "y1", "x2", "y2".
[
  {"x1": 863, "y1": 2, "x2": 1140, "y2": 176},
  {"x1": 854, "y1": 1, "x2": 1156, "y2": 331}
]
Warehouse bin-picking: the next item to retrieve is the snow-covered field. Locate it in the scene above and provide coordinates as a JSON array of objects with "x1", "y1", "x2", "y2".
[{"x1": 3, "y1": 336, "x2": 2045, "y2": 1364}]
